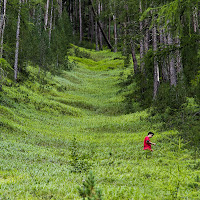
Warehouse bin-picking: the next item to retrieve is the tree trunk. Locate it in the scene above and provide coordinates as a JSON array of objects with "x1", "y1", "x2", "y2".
[
  {"x1": 69, "y1": 0, "x2": 73, "y2": 23},
  {"x1": 14, "y1": 0, "x2": 22, "y2": 81},
  {"x1": 108, "y1": 15, "x2": 111, "y2": 42},
  {"x1": 95, "y1": 20, "x2": 99, "y2": 51},
  {"x1": 130, "y1": 38, "x2": 138, "y2": 74},
  {"x1": 113, "y1": 13, "x2": 117, "y2": 52},
  {"x1": 98, "y1": 1, "x2": 103, "y2": 50},
  {"x1": 139, "y1": 0, "x2": 144, "y2": 72},
  {"x1": 144, "y1": 18, "x2": 149, "y2": 54},
  {"x1": 89, "y1": 0, "x2": 113, "y2": 50},
  {"x1": 0, "y1": 1, "x2": 4, "y2": 38},
  {"x1": 160, "y1": 27, "x2": 169, "y2": 82},
  {"x1": 79, "y1": 0, "x2": 82, "y2": 42},
  {"x1": 168, "y1": 32, "x2": 177, "y2": 86},
  {"x1": 74, "y1": 0, "x2": 78, "y2": 33},
  {"x1": 0, "y1": 0, "x2": 7, "y2": 58},
  {"x1": 153, "y1": 24, "x2": 159, "y2": 99},
  {"x1": 44, "y1": 0, "x2": 50, "y2": 30},
  {"x1": 57, "y1": 0, "x2": 62, "y2": 16},
  {"x1": 49, "y1": 0, "x2": 53, "y2": 46},
  {"x1": 175, "y1": 36, "x2": 183, "y2": 75},
  {"x1": 90, "y1": 7, "x2": 94, "y2": 42},
  {"x1": 193, "y1": 6, "x2": 198, "y2": 33}
]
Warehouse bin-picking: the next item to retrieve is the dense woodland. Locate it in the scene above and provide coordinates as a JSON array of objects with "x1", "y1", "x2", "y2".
[{"x1": 0, "y1": 0, "x2": 200, "y2": 141}]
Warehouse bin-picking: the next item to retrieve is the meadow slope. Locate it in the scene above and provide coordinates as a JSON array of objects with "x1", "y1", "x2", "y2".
[{"x1": 0, "y1": 47, "x2": 199, "y2": 199}]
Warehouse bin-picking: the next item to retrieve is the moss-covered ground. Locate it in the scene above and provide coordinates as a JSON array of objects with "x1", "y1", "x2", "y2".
[{"x1": 0, "y1": 46, "x2": 199, "y2": 199}]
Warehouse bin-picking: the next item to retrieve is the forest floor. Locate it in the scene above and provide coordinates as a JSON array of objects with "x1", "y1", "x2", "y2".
[{"x1": 0, "y1": 46, "x2": 200, "y2": 199}]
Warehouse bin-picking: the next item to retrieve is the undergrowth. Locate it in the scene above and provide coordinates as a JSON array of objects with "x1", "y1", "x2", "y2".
[{"x1": 0, "y1": 45, "x2": 199, "y2": 199}]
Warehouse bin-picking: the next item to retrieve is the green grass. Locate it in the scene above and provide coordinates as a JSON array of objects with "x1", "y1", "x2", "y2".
[{"x1": 0, "y1": 46, "x2": 200, "y2": 199}]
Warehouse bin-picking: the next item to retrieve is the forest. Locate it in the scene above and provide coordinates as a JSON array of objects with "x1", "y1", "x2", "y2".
[{"x1": 0, "y1": 0, "x2": 200, "y2": 199}]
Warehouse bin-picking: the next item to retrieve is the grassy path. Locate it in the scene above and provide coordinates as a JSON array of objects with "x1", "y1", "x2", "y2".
[{"x1": 0, "y1": 47, "x2": 199, "y2": 199}]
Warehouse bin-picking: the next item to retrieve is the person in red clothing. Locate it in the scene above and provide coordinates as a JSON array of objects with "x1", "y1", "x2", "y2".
[{"x1": 143, "y1": 132, "x2": 156, "y2": 152}]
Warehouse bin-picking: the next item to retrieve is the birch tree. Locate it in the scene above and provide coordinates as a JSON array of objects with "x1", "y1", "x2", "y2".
[
  {"x1": 0, "y1": 0, "x2": 7, "y2": 58},
  {"x1": 44, "y1": 0, "x2": 50, "y2": 30},
  {"x1": 14, "y1": 0, "x2": 22, "y2": 81}
]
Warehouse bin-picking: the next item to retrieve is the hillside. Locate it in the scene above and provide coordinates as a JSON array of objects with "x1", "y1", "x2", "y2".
[{"x1": 0, "y1": 46, "x2": 199, "y2": 199}]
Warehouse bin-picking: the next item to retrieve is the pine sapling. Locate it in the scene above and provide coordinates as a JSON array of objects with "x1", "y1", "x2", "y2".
[{"x1": 78, "y1": 171, "x2": 103, "y2": 200}]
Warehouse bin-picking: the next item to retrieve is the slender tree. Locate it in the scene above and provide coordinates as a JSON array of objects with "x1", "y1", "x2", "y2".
[
  {"x1": 79, "y1": 0, "x2": 82, "y2": 42},
  {"x1": 44, "y1": 0, "x2": 50, "y2": 30},
  {"x1": 139, "y1": 0, "x2": 144, "y2": 72},
  {"x1": 0, "y1": 0, "x2": 7, "y2": 58},
  {"x1": 152, "y1": 21, "x2": 159, "y2": 99},
  {"x1": 14, "y1": 0, "x2": 22, "y2": 81}
]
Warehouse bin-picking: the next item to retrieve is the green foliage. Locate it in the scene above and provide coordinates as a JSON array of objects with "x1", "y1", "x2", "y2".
[
  {"x1": 70, "y1": 137, "x2": 91, "y2": 173},
  {"x1": 0, "y1": 46, "x2": 200, "y2": 199},
  {"x1": 153, "y1": 81, "x2": 187, "y2": 114},
  {"x1": 3, "y1": 1, "x2": 72, "y2": 81},
  {"x1": 78, "y1": 171, "x2": 103, "y2": 200},
  {"x1": 74, "y1": 47, "x2": 92, "y2": 59},
  {"x1": 191, "y1": 70, "x2": 200, "y2": 104}
]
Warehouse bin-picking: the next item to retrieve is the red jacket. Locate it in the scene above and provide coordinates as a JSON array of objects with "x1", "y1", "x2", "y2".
[{"x1": 143, "y1": 136, "x2": 151, "y2": 150}]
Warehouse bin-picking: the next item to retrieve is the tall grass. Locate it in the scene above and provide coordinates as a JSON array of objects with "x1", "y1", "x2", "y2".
[{"x1": 0, "y1": 46, "x2": 199, "y2": 199}]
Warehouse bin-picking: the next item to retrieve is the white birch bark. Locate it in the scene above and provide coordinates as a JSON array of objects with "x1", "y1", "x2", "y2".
[
  {"x1": 0, "y1": 0, "x2": 7, "y2": 58},
  {"x1": 44, "y1": 0, "x2": 50, "y2": 30},
  {"x1": 193, "y1": 6, "x2": 198, "y2": 33},
  {"x1": 14, "y1": 0, "x2": 22, "y2": 81},
  {"x1": 69, "y1": 0, "x2": 73, "y2": 23},
  {"x1": 98, "y1": 1, "x2": 102, "y2": 50},
  {"x1": 0, "y1": 1, "x2": 4, "y2": 38},
  {"x1": 113, "y1": 13, "x2": 117, "y2": 52}
]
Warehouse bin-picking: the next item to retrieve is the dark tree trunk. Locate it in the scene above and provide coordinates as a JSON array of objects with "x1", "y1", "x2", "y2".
[
  {"x1": 90, "y1": 7, "x2": 94, "y2": 42},
  {"x1": 89, "y1": 0, "x2": 113, "y2": 50},
  {"x1": 130, "y1": 38, "x2": 138, "y2": 74},
  {"x1": 79, "y1": 0, "x2": 82, "y2": 42},
  {"x1": 160, "y1": 27, "x2": 169, "y2": 82},
  {"x1": 95, "y1": 20, "x2": 99, "y2": 51},
  {"x1": 139, "y1": 0, "x2": 144, "y2": 72},
  {"x1": 168, "y1": 31, "x2": 177, "y2": 86}
]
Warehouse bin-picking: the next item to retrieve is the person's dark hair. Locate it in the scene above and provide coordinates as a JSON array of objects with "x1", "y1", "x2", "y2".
[{"x1": 148, "y1": 132, "x2": 154, "y2": 136}]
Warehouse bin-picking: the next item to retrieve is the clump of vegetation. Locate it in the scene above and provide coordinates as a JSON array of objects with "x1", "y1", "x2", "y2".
[
  {"x1": 70, "y1": 137, "x2": 91, "y2": 173},
  {"x1": 78, "y1": 171, "x2": 103, "y2": 200},
  {"x1": 74, "y1": 47, "x2": 92, "y2": 59}
]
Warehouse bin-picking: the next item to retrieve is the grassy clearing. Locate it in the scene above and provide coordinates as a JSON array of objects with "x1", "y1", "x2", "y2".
[{"x1": 0, "y1": 46, "x2": 200, "y2": 199}]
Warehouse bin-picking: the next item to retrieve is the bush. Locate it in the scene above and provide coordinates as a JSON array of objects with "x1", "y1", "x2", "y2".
[{"x1": 78, "y1": 171, "x2": 103, "y2": 200}]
